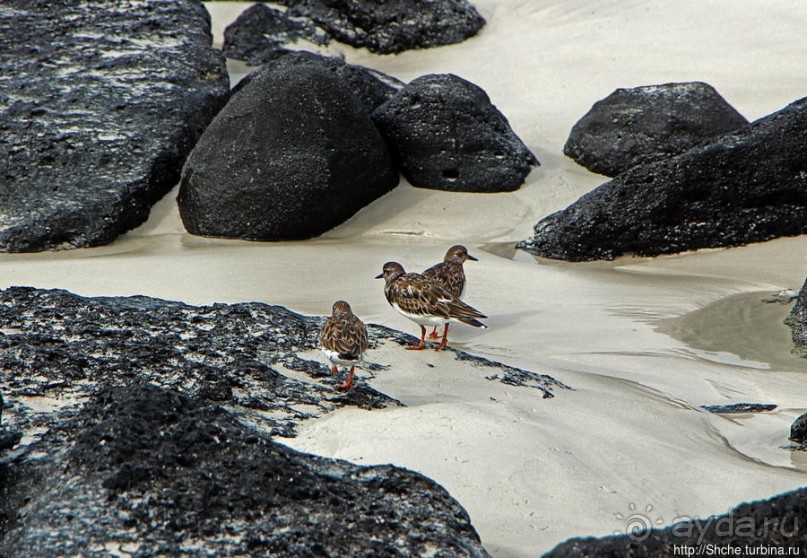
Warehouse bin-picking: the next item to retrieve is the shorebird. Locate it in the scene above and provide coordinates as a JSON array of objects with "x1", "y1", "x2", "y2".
[
  {"x1": 319, "y1": 300, "x2": 368, "y2": 391},
  {"x1": 376, "y1": 261, "x2": 486, "y2": 351},
  {"x1": 422, "y1": 245, "x2": 478, "y2": 339}
]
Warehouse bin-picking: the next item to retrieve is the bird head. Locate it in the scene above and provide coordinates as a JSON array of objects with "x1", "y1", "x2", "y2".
[
  {"x1": 332, "y1": 300, "x2": 352, "y2": 314},
  {"x1": 445, "y1": 245, "x2": 478, "y2": 264},
  {"x1": 375, "y1": 262, "x2": 405, "y2": 283}
]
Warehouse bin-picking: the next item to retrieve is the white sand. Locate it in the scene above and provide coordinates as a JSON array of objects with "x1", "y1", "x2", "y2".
[{"x1": 2, "y1": 2, "x2": 807, "y2": 556}]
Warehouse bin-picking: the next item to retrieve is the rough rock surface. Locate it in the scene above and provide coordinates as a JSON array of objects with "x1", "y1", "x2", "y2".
[
  {"x1": 0, "y1": 0, "x2": 229, "y2": 253},
  {"x1": 278, "y1": 0, "x2": 486, "y2": 54},
  {"x1": 0, "y1": 286, "x2": 565, "y2": 555},
  {"x1": 373, "y1": 73, "x2": 539, "y2": 192},
  {"x1": 233, "y1": 51, "x2": 404, "y2": 114},
  {"x1": 0, "y1": 287, "x2": 398, "y2": 439},
  {"x1": 785, "y1": 278, "x2": 807, "y2": 358},
  {"x1": 518, "y1": 97, "x2": 807, "y2": 261},
  {"x1": 222, "y1": 3, "x2": 329, "y2": 65},
  {"x1": 543, "y1": 487, "x2": 806, "y2": 558},
  {"x1": 0, "y1": 392, "x2": 21, "y2": 452},
  {"x1": 564, "y1": 82, "x2": 749, "y2": 177},
  {"x1": 178, "y1": 63, "x2": 399, "y2": 240},
  {"x1": 0, "y1": 286, "x2": 564, "y2": 437},
  {"x1": 791, "y1": 413, "x2": 807, "y2": 444},
  {"x1": 0, "y1": 383, "x2": 491, "y2": 557}
]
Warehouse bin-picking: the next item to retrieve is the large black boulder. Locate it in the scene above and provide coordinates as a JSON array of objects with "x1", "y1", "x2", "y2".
[
  {"x1": 564, "y1": 82, "x2": 749, "y2": 177},
  {"x1": 233, "y1": 51, "x2": 404, "y2": 114},
  {"x1": 543, "y1": 487, "x2": 806, "y2": 557},
  {"x1": 0, "y1": 0, "x2": 229, "y2": 252},
  {"x1": 0, "y1": 383, "x2": 491, "y2": 557},
  {"x1": 519, "y1": 97, "x2": 807, "y2": 261},
  {"x1": 278, "y1": 0, "x2": 486, "y2": 54},
  {"x1": 785, "y1": 278, "x2": 807, "y2": 358},
  {"x1": 373, "y1": 73, "x2": 539, "y2": 192},
  {"x1": 222, "y1": 3, "x2": 329, "y2": 65},
  {"x1": 177, "y1": 63, "x2": 399, "y2": 240}
]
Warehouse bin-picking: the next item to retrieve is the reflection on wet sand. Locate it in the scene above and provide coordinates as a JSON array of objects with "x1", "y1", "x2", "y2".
[{"x1": 656, "y1": 291, "x2": 807, "y2": 373}]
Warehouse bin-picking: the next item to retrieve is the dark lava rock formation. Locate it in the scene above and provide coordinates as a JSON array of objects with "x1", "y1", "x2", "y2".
[
  {"x1": 0, "y1": 286, "x2": 565, "y2": 555},
  {"x1": 519, "y1": 96, "x2": 807, "y2": 261},
  {"x1": 0, "y1": 286, "x2": 397, "y2": 439},
  {"x1": 564, "y1": 82, "x2": 749, "y2": 177},
  {"x1": 701, "y1": 403, "x2": 777, "y2": 414},
  {"x1": 543, "y1": 487, "x2": 806, "y2": 558},
  {"x1": 222, "y1": 3, "x2": 329, "y2": 65},
  {"x1": 0, "y1": 0, "x2": 229, "y2": 253},
  {"x1": 791, "y1": 412, "x2": 807, "y2": 444},
  {"x1": 785, "y1": 278, "x2": 807, "y2": 358},
  {"x1": 233, "y1": 51, "x2": 404, "y2": 114},
  {"x1": 277, "y1": 0, "x2": 486, "y2": 54},
  {"x1": 373, "y1": 73, "x2": 539, "y2": 192},
  {"x1": 0, "y1": 392, "x2": 21, "y2": 452},
  {"x1": 0, "y1": 286, "x2": 563, "y2": 436},
  {"x1": 178, "y1": 63, "x2": 399, "y2": 240},
  {"x1": 0, "y1": 382, "x2": 491, "y2": 557}
]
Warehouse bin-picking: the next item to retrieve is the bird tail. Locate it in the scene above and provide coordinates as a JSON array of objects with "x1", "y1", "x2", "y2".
[{"x1": 457, "y1": 316, "x2": 487, "y2": 329}]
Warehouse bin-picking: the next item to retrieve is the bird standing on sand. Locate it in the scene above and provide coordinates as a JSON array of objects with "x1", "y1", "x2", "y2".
[
  {"x1": 423, "y1": 245, "x2": 478, "y2": 339},
  {"x1": 376, "y1": 262, "x2": 487, "y2": 351},
  {"x1": 319, "y1": 301, "x2": 368, "y2": 391}
]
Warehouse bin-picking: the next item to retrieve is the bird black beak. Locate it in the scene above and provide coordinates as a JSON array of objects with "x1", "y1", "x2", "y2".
[
  {"x1": 468, "y1": 254, "x2": 479, "y2": 261},
  {"x1": 374, "y1": 273, "x2": 384, "y2": 279}
]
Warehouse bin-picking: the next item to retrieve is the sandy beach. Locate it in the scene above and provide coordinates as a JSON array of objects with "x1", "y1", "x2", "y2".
[{"x1": 2, "y1": 1, "x2": 806, "y2": 556}]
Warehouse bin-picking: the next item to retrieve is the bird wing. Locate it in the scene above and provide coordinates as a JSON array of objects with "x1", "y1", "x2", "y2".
[
  {"x1": 320, "y1": 314, "x2": 368, "y2": 358},
  {"x1": 422, "y1": 262, "x2": 464, "y2": 298},
  {"x1": 387, "y1": 274, "x2": 450, "y2": 319}
]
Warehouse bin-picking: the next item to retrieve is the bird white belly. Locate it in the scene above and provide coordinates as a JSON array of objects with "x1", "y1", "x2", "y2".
[
  {"x1": 322, "y1": 347, "x2": 361, "y2": 366},
  {"x1": 392, "y1": 303, "x2": 451, "y2": 326}
]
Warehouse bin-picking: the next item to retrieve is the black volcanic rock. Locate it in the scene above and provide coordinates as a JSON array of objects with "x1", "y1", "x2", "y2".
[
  {"x1": 785, "y1": 278, "x2": 807, "y2": 357},
  {"x1": 701, "y1": 403, "x2": 777, "y2": 414},
  {"x1": 791, "y1": 412, "x2": 807, "y2": 444},
  {"x1": 0, "y1": 287, "x2": 565, "y2": 555},
  {"x1": 0, "y1": 0, "x2": 229, "y2": 253},
  {"x1": 0, "y1": 287, "x2": 564, "y2": 436},
  {"x1": 278, "y1": 0, "x2": 486, "y2": 54},
  {"x1": 373, "y1": 73, "x2": 539, "y2": 192},
  {"x1": 178, "y1": 64, "x2": 399, "y2": 240},
  {"x1": 519, "y1": 97, "x2": 807, "y2": 261},
  {"x1": 233, "y1": 51, "x2": 404, "y2": 114},
  {"x1": 543, "y1": 487, "x2": 807, "y2": 558},
  {"x1": 222, "y1": 3, "x2": 329, "y2": 65},
  {"x1": 0, "y1": 391, "x2": 21, "y2": 452},
  {"x1": 564, "y1": 82, "x2": 749, "y2": 177},
  {"x1": 0, "y1": 287, "x2": 398, "y2": 438},
  {"x1": 0, "y1": 383, "x2": 491, "y2": 557}
]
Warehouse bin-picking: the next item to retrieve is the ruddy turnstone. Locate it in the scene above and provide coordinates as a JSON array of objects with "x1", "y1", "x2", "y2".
[
  {"x1": 375, "y1": 262, "x2": 486, "y2": 351},
  {"x1": 319, "y1": 300, "x2": 368, "y2": 390},
  {"x1": 422, "y1": 245, "x2": 478, "y2": 339}
]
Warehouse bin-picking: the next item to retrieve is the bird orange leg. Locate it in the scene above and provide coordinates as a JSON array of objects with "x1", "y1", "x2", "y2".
[
  {"x1": 427, "y1": 326, "x2": 439, "y2": 339},
  {"x1": 338, "y1": 366, "x2": 355, "y2": 391},
  {"x1": 406, "y1": 325, "x2": 427, "y2": 350},
  {"x1": 435, "y1": 323, "x2": 450, "y2": 351},
  {"x1": 331, "y1": 365, "x2": 338, "y2": 374}
]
